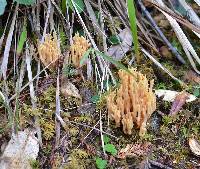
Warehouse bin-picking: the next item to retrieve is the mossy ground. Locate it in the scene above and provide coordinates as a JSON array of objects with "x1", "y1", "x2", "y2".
[{"x1": 0, "y1": 58, "x2": 200, "y2": 169}]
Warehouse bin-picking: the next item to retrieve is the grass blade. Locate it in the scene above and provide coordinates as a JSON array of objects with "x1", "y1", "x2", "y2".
[
  {"x1": 80, "y1": 48, "x2": 93, "y2": 66},
  {"x1": 127, "y1": 0, "x2": 140, "y2": 62},
  {"x1": 94, "y1": 50, "x2": 133, "y2": 75},
  {"x1": 17, "y1": 22, "x2": 27, "y2": 55}
]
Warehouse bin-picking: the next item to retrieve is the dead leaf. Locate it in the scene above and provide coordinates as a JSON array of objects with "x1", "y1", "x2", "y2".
[
  {"x1": 61, "y1": 80, "x2": 81, "y2": 99},
  {"x1": 107, "y1": 28, "x2": 132, "y2": 60},
  {"x1": 189, "y1": 138, "x2": 200, "y2": 156},
  {"x1": 169, "y1": 91, "x2": 189, "y2": 116},
  {"x1": 184, "y1": 70, "x2": 200, "y2": 84},
  {"x1": 160, "y1": 46, "x2": 172, "y2": 59},
  {"x1": 117, "y1": 143, "x2": 151, "y2": 159},
  {"x1": 154, "y1": 14, "x2": 170, "y2": 28},
  {"x1": 155, "y1": 89, "x2": 196, "y2": 102}
]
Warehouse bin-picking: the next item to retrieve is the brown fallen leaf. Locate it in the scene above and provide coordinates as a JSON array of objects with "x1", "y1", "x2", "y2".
[
  {"x1": 117, "y1": 142, "x2": 151, "y2": 159},
  {"x1": 154, "y1": 14, "x2": 170, "y2": 28},
  {"x1": 160, "y1": 46, "x2": 172, "y2": 59},
  {"x1": 169, "y1": 91, "x2": 189, "y2": 116},
  {"x1": 183, "y1": 70, "x2": 200, "y2": 84},
  {"x1": 61, "y1": 78, "x2": 81, "y2": 99},
  {"x1": 189, "y1": 138, "x2": 200, "y2": 156}
]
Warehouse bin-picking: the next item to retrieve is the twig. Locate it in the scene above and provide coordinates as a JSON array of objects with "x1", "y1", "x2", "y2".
[
  {"x1": 0, "y1": 3, "x2": 13, "y2": 52},
  {"x1": 25, "y1": 42, "x2": 42, "y2": 146},
  {"x1": 137, "y1": 0, "x2": 185, "y2": 64},
  {"x1": 55, "y1": 68, "x2": 61, "y2": 147},
  {"x1": 0, "y1": 4, "x2": 18, "y2": 79},
  {"x1": 55, "y1": 114, "x2": 117, "y2": 139},
  {"x1": 41, "y1": 0, "x2": 51, "y2": 43},
  {"x1": 99, "y1": 110, "x2": 106, "y2": 156},
  {"x1": 145, "y1": 0, "x2": 200, "y2": 34},
  {"x1": 141, "y1": 48, "x2": 185, "y2": 86},
  {"x1": 9, "y1": 57, "x2": 59, "y2": 102},
  {"x1": 76, "y1": 120, "x2": 100, "y2": 149},
  {"x1": 149, "y1": 160, "x2": 172, "y2": 169}
]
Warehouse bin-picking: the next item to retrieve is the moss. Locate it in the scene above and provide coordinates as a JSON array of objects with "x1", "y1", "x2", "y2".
[
  {"x1": 65, "y1": 149, "x2": 94, "y2": 169},
  {"x1": 40, "y1": 118, "x2": 55, "y2": 140},
  {"x1": 22, "y1": 86, "x2": 57, "y2": 140},
  {"x1": 29, "y1": 159, "x2": 40, "y2": 169},
  {"x1": 73, "y1": 115, "x2": 92, "y2": 123},
  {"x1": 69, "y1": 127, "x2": 79, "y2": 136},
  {"x1": 137, "y1": 62, "x2": 156, "y2": 80},
  {"x1": 42, "y1": 144, "x2": 52, "y2": 156}
]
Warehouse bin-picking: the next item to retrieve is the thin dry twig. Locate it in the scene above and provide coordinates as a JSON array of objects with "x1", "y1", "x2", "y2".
[{"x1": 55, "y1": 69, "x2": 61, "y2": 147}]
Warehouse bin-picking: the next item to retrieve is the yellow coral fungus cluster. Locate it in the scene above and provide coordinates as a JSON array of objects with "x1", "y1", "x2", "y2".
[
  {"x1": 38, "y1": 34, "x2": 61, "y2": 68},
  {"x1": 70, "y1": 33, "x2": 90, "y2": 67},
  {"x1": 107, "y1": 68, "x2": 156, "y2": 136}
]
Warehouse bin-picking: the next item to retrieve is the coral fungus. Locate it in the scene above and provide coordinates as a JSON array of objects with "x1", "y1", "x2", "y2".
[
  {"x1": 107, "y1": 68, "x2": 156, "y2": 136},
  {"x1": 70, "y1": 33, "x2": 90, "y2": 67},
  {"x1": 38, "y1": 34, "x2": 61, "y2": 69}
]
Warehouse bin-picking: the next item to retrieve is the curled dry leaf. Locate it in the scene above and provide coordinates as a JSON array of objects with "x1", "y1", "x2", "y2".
[
  {"x1": 61, "y1": 79, "x2": 81, "y2": 99},
  {"x1": 155, "y1": 89, "x2": 196, "y2": 102},
  {"x1": 107, "y1": 28, "x2": 132, "y2": 60},
  {"x1": 117, "y1": 142, "x2": 151, "y2": 159},
  {"x1": 169, "y1": 91, "x2": 189, "y2": 116},
  {"x1": 189, "y1": 138, "x2": 200, "y2": 156},
  {"x1": 160, "y1": 46, "x2": 172, "y2": 59}
]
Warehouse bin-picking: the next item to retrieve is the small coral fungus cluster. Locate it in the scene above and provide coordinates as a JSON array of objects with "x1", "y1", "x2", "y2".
[
  {"x1": 70, "y1": 33, "x2": 90, "y2": 67},
  {"x1": 38, "y1": 33, "x2": 90, "y2": 69},
  {"x1": 107, "y1": 68, "x2": 156, "y2": 136},
  {"x1": 38, "y1": 34, "x2": 61, "y2": 68}
]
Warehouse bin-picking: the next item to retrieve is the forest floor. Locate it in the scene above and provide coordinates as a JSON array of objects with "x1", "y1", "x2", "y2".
[{"x1": 0, "y1": 1, "x2": 200, "y2": 169}]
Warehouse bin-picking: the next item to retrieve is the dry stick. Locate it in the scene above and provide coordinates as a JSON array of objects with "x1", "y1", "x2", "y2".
[
  {"x1": 25, "y1": 43, "x2": 42, "y2": 146},
  {"x1": 84, "y1": 0, "x2": 101, "y2": 34},
  {"x1": 55, "y1": 69, "x2": 61, "y2": 147},
  {"x1": 146, "y1": 0, "x2": 200, "y2": 34},
  {"x1": 176, "y1": 0, "x2": 200, "y2": 27},
  {"x1": 0, "y1": 3, "x2": 13, "y2": 52},
  {"x1": 9, "y1": 55, "x2": 58, "y2": 102},
  {"x1": 41, "y1": 0, "x2": 51, "y2": 43},
  {"x1": 141, "y1": 48, "x2": 185, "y2": 85},
  {"x1": 137, "y1": 0, "x2": 185, "y2": 64},
  {"x1": 98, "y1": 0, "x2": 107, "y2": 53},
  {"x1": 36, "y1": 0, "x2": 41, "y2": 33},
  {"x1": 153, "y1": 0, "x2": 200, "y2": 74},
  {"x1": 55, "y1": 114, "x2": 117, "y2": 139},
  {"x1": 0, "y1": 4, "x2": 18, "y2": 80},
  {"x1": 31, "y1": 1, "x2": 41, "y2": 90},
  {"x1": 76, "y1": 120, "x2": 100, "y2": 149},
  {"x1": 149, "y1": 160, "x2": 172, "y2": 169},
  {"x1": 99, "y1": 110, "x2": 106, "y2": 156},
  {"x1": 99, "y1": 1, "x2": 110, "y2": 91},
  {"x1": 137, "y1": 20, "x2": 158, "y2": 52},
  {"x1": 98, "y1": 0, "x2": 107, "y2": 156}
]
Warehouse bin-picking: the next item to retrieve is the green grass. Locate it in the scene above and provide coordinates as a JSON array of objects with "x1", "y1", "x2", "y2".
[{"x1": 127, "y1": 0, "x2": 140, "y2": 62}]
